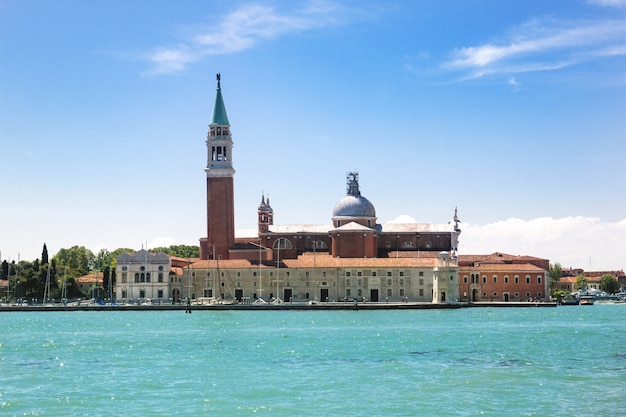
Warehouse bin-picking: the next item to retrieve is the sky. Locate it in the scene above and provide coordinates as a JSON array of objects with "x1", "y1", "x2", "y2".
[{"x1": 1, "y1": 0, "x2": 625, "y2": 271}]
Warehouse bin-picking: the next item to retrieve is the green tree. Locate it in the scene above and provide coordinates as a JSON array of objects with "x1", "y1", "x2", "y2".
[
  {"x1": 600, "y1": 274, "x2": 619, "y2": 294},
  {"x1": 42, "y1": 243, "x2": 49, "y2": 265},
  {"x1": 151, "y1": 245, "x2": 200, "y2": 258},
  {"x1": 575, "y1": 275, "x2": 587, "y2": 291},
  {"x1": 95, "y1": 249, "x2": 113, "y2": 271},
  {"x1": 1, "y1": 260, "x2": 7, "y2": 280},
  {"x1": 549, "y1": 262, "x2": 562, "y2": 294},
  {"x1": 53, "y1": 246, "x2": 95, "y2": 277}
]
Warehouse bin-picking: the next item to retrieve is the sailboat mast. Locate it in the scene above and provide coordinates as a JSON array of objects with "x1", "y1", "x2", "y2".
[{"x1": 42, "y1": 263, "x2": 51, "y2": 304}]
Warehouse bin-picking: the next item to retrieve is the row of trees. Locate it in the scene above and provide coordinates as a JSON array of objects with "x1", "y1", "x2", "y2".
[{"x1": 1, "y1": 243, "x2": 200, "y2": 303}]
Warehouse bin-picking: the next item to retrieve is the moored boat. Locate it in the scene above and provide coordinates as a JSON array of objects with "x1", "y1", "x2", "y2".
[{"x1": 579, "y1": 295, "x2": 594, "y2": 305}]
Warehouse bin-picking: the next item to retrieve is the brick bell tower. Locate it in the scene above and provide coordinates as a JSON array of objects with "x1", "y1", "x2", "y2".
[{"x1": 200, "y1": 74, "x2": 235, "y2": 260}]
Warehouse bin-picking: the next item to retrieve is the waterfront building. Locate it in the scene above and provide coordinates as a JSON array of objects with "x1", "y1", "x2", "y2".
[
  {"x1": 557, "y1": 268, "x2": 625, "y2": 293},
  {"x1": 115, "y1": 250, "x2": 176, "y2": 303},
  {"x1": 458, "y1": 253, "x2": 549, "y2": 301}
]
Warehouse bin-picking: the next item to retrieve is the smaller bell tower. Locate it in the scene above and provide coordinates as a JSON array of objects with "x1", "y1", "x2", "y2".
[{"x1": 257, "y1": 194, "x2": 273, "y2": 235}]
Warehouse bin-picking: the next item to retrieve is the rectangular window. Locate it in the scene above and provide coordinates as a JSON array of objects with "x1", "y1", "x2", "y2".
[
  {"x1": 387, "y1": 271, "x2": 392, "y2": 277},
  {"x1": 464, "y1": 276, "x2": 468, "y2": 284},
  {"x1": 399, "y1": 278, "x2": 405, "y2": 286},
  {"x1": 482, "y1": 276, "x2": 487, "y2": 284},
  {"x1": 493, "y1": 276, "x2": 497, "y2": 284},
  {"x1": 515, "y1": 276, "x2": 519, "y2": 284},
  {"x1": 419, "y1": 279, "x2": 424, "y2": 285},
  {"x1": 399, "y1": 271, "x2": 404, "y2": 277},
  {"x1": 537, "y1": 276, "x2": 542, "y2": 284},
  {"x1": 387, "y1": 279, "x2": 392, "y2": 286},
  {"x1": 346, "y1": 289, "x2": 351, "y2": 297},
  {"x1": 419, "y1": 289, "x2": 424, "y2": 296},
  {"x1": 399, "y1": 288, "x2": 405, "y2": 297},
  {"x1": 158, "y1": 290, "x2": 163, "y2": 298},
  {"x1": 419, "y1": 271, "x2": 424, "y2": 276},
  {"x1": 357, "y1": 271, "x2": 362, "y2": 277},
  {"x1": 346, "y1": 271, "x2": 351, "y2": 277},
  {"x1": 372, "y1": 271, "x2": 377, "y2": 277},
  {"x1": 387, "y1": 288, "x2": 392, "y2": 297},
  {"x1": 526, "y1": 276, "x2": 530, "y2": 284},
  {"x1": 504, "y1": 276, "x2": 509, "y2": 284}
]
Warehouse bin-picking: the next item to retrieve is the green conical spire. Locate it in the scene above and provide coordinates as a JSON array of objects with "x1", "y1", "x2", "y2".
[{"x1": 210, "y1": 73, "x2": 230, "y2": 126}]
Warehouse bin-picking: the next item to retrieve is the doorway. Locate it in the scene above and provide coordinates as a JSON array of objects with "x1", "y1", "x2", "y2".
[
  {"x1": 320, "y1": 288, "x2": 329, "y2": 302},
  {"x1": 370, "y1": 289, "x2": 379, "y2": 302},
  {"x1": 284, "y1": 288, "x2": 293, "y2": 302}
]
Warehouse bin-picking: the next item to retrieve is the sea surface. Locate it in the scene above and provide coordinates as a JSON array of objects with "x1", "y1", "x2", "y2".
[{"x1": 0, "y1": 305, "x2": 624, "y2": 416}]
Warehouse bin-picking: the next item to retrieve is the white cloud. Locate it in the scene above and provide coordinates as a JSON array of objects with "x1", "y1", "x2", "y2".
[
  {"x1": 148, "y1": 237, "x2": 176, "y2": 250},
  {"x1": 444, "y1": 17, "x2": 626, "y2": 80},
  {"x1": 387, "y1": 215, "x2": 417, "y2": 223},
  {"x1": 588, "y1": 0, "x2": 626, "y2": 7},
  {"x1": 460, "y1": 216, "x2": 626, "y2": 271},
  {"x1": 142, "y1": 1, "x2": 356, "y2": 75}
]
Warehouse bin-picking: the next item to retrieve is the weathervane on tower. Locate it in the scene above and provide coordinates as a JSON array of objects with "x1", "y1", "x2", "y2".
[{"x1": 216, "y1": 73, "x2": 221, "y2": 88}]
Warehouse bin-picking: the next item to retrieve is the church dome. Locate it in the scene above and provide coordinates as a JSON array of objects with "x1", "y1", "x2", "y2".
[
  {"x1": 332, "y1": 172, "x2": 377, "y2": 220},
  {"x1": 333, "y1": 195, "x2": 376, "y2": 218}
]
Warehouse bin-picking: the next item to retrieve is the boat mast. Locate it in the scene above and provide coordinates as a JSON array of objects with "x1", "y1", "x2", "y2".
[{"x1": 42, "y1": 263, "x2": 51, "y2": 304}]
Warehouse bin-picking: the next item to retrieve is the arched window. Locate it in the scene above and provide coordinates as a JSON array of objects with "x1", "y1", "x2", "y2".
[
  {"x1": 273, "y1": 238, "x2": 292, "y2": 249},
  {"x1": 312, "y1": 240, "x2": 328, "y2": 249}
]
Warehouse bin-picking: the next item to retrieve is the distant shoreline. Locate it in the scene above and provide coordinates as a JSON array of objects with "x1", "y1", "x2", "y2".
[{"x1": 0, "y1": 301, "x2": 557, "y2": 312}]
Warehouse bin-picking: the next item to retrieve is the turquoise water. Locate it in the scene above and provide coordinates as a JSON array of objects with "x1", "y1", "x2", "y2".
[{"x1": 0, "y1": 306, "x2": 624, "y2": 416}]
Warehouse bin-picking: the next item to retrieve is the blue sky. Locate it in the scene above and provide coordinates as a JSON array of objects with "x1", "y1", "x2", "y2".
[{"x1": 1, "y1": 0, "x2": 625, "y2": 271}]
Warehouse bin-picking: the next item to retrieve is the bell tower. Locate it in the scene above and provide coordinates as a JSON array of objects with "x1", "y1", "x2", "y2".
[
  {"x1": 200, "y1": 74, "x2": 235, "y2": 260},
  {"x1": 257, "y1": 194, "x2": 273, "y2": 235}
]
